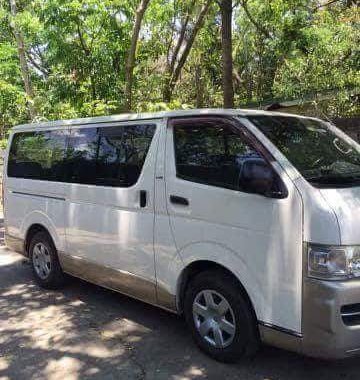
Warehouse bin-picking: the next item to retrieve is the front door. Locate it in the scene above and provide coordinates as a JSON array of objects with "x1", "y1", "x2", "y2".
[
  {"x1": 165, "y1": 116, "x2": 303, "y2": 333},
  {"x1": 63, "y1": 121, "x2": 159, "y2": 303}
]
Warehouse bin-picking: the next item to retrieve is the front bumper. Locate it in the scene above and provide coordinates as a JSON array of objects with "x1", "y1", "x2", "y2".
[
  {"x1": 260, "y1": 277, "x2": 360, "y2": 359},
  {"x1": 302, "y1": 277, "x2": 360, "y2": 358}
]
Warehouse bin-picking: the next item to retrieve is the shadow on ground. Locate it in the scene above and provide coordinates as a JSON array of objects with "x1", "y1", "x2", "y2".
[{"x1": 0, "y1": 226, "x2": 359, "y2": 379}]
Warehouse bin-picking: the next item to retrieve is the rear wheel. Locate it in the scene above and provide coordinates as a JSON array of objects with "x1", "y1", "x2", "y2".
[
  {"x1": 29, "y1": 231, "x2": 65, "y2": 289},
  {"x1": 184, "y1": 270, "x2": 259, "y2": 362}
]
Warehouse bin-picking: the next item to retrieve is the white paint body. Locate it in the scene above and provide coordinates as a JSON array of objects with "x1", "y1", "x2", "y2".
[
  {"x1": 3, "y1": 109, "x2": 360, "y2": 337},
  {"x1": 64, "y1": 121, "x2": 160, "y2": 297}
]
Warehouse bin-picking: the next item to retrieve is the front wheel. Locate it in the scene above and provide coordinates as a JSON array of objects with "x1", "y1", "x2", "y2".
[{"x1": 184, "y1": 270, "x2": 259, "y2": 362}]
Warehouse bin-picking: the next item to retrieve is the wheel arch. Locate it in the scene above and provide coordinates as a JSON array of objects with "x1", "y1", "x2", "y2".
[
  {"x1": 176, "y1": 260, "x2": 257, "y2": 322},
  {"x1": 24, "y1": 224, "x2": 56, "y2": 257},
  {"x1": 20, "y1": 211, "x2": 63, "y2": 256}
]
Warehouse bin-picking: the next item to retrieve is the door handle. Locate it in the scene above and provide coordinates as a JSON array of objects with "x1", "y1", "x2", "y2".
[
  {"x1": 170, "y1": 195, "x2": 189, "y2": 206},
  {"x1": 140, "y1": 190, "x2": 147, "y2": 208}
]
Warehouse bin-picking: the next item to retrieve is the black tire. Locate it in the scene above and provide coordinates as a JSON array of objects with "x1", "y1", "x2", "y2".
[
  {"x1": 29, "y1": 231, "x2": 65, "y2": 289},
  {"x1": 184, "y1": 270, "x2": 259, "y2": 363}
]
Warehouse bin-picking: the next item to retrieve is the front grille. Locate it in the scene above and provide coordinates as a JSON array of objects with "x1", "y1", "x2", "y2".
[{"x1": 341, "y1": 304, "x2": 360, "y2": 326}]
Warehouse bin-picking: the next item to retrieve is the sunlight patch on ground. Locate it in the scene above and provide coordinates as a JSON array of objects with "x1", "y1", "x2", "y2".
[
  {"x1": 0, "y1": 301, "x2": 125, "y2": 359},
  {"x1": 0, "y1": 268, "x2": 145, "y2": 378},
  {"x1": 0, "y1": 248, "x2": 22, "y2": 266},
  {"x1": 173, "y1": 365, "x2": 206, "y2": 379},
  {"x1": 100, "y1": 318, "x2": 151, "y2": 343},
  {"x1": 44, "y1": 356, "x2": 83, "y2": 380},
  {"x1": 0, "y1": 357, "x2": 9, "y2": 371}
]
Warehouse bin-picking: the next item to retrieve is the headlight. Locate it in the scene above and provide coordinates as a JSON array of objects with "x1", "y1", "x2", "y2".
[{"x1": 308, "y1": 244, "x2": 360, "y2": 280}]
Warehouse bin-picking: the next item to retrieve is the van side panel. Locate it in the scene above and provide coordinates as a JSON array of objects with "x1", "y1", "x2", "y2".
[
  {"x1": 4, "y1": 130, "x2": 68, "y2": 255},
  {"x1": 63, "y1": 121, "x2": 159, "y2": 305}
]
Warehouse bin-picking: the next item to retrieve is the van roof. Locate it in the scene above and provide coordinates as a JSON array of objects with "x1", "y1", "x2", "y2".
[{"x1": 12, "y1": 108, "x2": 317, "y2": 131}]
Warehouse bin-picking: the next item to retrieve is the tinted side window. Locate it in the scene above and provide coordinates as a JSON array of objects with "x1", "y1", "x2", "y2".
[
  {"x1": 174, "y1": 121, "x2": 265, "y2": 191},
  {"x1": 67, "y1": 124, "x2": 156, "y2": 187},
  {"x1": 66, "y1": 128, "x2": 99, "y2": 185},
  {"x1": 98, "y1": 124, "x2": 156, "y2": 187},
  {"x1": 8, "y1": 130, "x2": 67, "y2": 181}
]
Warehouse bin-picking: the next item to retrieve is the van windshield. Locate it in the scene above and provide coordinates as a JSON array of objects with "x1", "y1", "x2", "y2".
[{"x1": 246, "y1": 115, "x2": 360, "y2": 188}]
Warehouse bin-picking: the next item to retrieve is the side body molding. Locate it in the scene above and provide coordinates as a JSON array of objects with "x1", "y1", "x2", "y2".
[{"x1": 59, "y1": 252, "x2": 177, "y2": 313}]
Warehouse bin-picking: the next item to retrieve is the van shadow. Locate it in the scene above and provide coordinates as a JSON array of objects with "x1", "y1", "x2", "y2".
[{"x1": 0, "y1": 251, "x2": 360, "y2": 380}]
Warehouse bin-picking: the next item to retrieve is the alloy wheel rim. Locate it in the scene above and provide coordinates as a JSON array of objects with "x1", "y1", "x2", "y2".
[
  {"x1": 192, "y1": 289, "x2": 236, "y2": 348},
  {"x1": 32, "y1": 242, "x2": 51, "y2": 280}
]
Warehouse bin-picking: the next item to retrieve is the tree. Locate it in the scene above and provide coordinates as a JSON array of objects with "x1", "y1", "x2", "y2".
[
  {"x1": 162, "y1": 0, "x2": 212, "y2": 103},
  {"x1": 124, "y1": 0, "x2": 151, "y2": 112},
  {"x1": 0, "y1": 0, "x2": 358, "y2": 139},
  {"x1": 8, "y1": 0, "x2": 35, "y2": 119},
  {"x1": 219, "y1": 0, "x2": 234, "y2": 108}
]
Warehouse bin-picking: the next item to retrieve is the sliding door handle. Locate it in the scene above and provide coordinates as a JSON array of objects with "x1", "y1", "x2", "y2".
[
  {"x1": 140, "y1": 190, "x2": 147, "y2": 208},
  {"x1": 170, "y1": 195, "x2": 189, "y2": 206}
]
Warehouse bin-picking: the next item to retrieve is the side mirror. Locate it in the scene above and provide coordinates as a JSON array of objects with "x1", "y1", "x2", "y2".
[{"x1": 239, "y1": 159, "x2": 286, "y2": 198}]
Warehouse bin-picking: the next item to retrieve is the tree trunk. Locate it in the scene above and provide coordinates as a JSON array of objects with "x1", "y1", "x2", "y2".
[
  {"x1": 124, "y1": 0, "x2": 150, "y2": 112},
  {"x1": 173, "y1": 1, "x2": 210, "y2": 85},
  {"x1": 163, "y1": 81, "x2": 172, "y2": 103},
  {"x1": 220, "y1": 0, "x2": 234, "y2": 108},
  {"x1": 9, "y1": 0, "x2": 35, "y2": 119},
  {"x1": 163, "y1": 0, "x2": 211, "y2": 103},
  {"x1": 195, "y1": 64, "x2": 204, "y2": 108}
]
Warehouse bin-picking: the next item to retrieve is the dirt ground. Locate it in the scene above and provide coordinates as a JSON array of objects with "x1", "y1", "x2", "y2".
[{"x1": 0, "y1": 218, "x2": 359, "y2": 379}]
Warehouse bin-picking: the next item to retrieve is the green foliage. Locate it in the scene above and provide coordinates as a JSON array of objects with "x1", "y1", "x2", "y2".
[
  {"x1": 274, "y1": 5, "x2": 359, "y2": 103},
  {"x1": 135, "y1": 100, "x2": 192, "y2": 113},
  {"x1": 0, "y1": 0, "x2": 358, "y2": 147},
  {"x1": 0, "y1": 80, "x2": 27, "y2": 136}
]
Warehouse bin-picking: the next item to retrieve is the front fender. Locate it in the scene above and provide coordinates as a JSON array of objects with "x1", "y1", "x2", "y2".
[{"x1": 178, "y1": 241, "x2": 264, "y2": 320}]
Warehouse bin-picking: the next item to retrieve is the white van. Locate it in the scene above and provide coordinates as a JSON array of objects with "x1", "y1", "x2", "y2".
[{"x1": 3, "y1": 109, "x2": 360, "y2": 362}]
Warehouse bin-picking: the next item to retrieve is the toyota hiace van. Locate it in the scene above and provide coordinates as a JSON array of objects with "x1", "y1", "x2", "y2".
[{"x1": 4, "y1": 109, "x2": 360, "y2": 362}]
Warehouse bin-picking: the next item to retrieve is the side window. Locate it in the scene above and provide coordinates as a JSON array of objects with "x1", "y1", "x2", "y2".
[
  {"x1": 173, "y1": 121, "x2": 269, "y2": 192},
  {"x1": 8, "y1": 130, "x2": 67, "y2": 181},
  {"x1": 66, "y1": 128, "x2": 99, "y2": 185},
  {"x1": 98, "y1": 124, "x2": 156, "y2": 187},
  {"x1": 67, "y1": 124, "x2": 156, "y2": 187}
]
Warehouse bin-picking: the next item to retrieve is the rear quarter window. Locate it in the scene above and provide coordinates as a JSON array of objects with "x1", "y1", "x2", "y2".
[{"x1": 7, "y1": 130, "x2": 67, "y2": 181}]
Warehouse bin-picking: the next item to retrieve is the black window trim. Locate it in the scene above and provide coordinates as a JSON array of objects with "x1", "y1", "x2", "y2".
[
  {"x1": 169, "y1": 115, "x2": 288, "y2": 197},
  {"x1": 7, "y1": 122, "x2": 157, "y2": 188}
]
